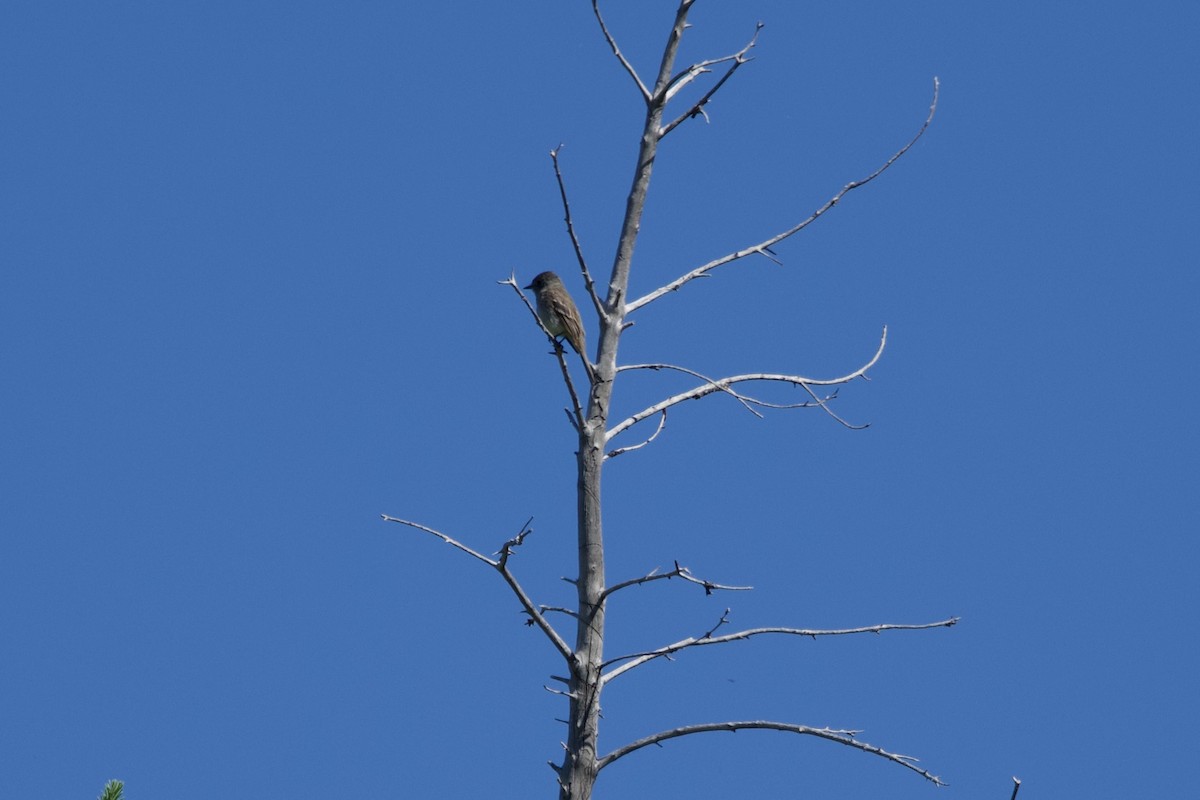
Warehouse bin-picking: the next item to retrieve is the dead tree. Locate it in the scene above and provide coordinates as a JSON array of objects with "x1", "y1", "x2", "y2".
[{"x1": 384, "y1": 3, "x2": 951, "y2": 798}]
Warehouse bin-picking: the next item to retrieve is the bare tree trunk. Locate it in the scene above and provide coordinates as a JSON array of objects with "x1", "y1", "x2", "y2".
[
  {"x1": 559, "y1": 428, "x2": 604, "y2": 799},
  {"x1": 557, "y1": 6, "x2": 689, "y2": 796}
]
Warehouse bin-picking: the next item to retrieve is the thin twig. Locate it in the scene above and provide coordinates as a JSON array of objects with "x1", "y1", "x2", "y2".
[
  {"x1": 607, "y1": 327, "x2": 887, "y2": 442},
  {"x1": 1010, "y1": 777, "x2": 1022, "y2": 800},
  {"x1": 591, "y1": 0, "x2": 651, "y2": 102},
  {"x1": 550, "y1": 145, "x2": 602, "y2": 316},
  {"x1": 795, "y1": 381, "x2": 868, "y2": 430},
  {"x1": 606, "y1": 409, "x2": 667, "y2": 459},
  {"x1": 603, "y1": 617, "x2": 960, "y2": 683},
  {"x1": 597, "y1": 721, "x2": 947, "y2": 786},
  {"x1": 627, "y1": 77, "x2": 941, "y2": 313},
  {"x1": 540, "y1": 605, "x2": 580, "y2": 619},
  {"x1": 380, "y1": 514, "x2": 496, "y2": 566}
]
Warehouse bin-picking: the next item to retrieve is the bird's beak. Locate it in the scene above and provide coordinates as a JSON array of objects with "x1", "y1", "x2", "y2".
[{"x1": 522, "y1": 282, "x2": 533, "y2": 290}]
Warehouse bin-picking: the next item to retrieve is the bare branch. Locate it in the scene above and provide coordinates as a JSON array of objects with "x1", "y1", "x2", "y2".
[
  {"x1": 1010, "y1": 777, "x2": 1022, "y2": 800},
  {"x1": 600, "y1": 561, "x2": 752, "y2": 605},
  {"x1": 795, "y1": 381, "x2": 868, "y2": 430},
  {"x1": 662, "y1": 64, "x2": 707, "y2": 105},
  {"x1": 597, "y1": 721, "x2": 947, "y2": 786},
  {"x1": 502, "y1": 601, "x2": 570, "y2": 667},
  {"x1": 617, "y1": 362, "x2": 764, "y2": 418},
  {"x1": 603, "y1": 617, "x2": 960, "y2": 683},
  {"x1": 380, "y1": 514, "x2": 497, "y2": 566},
  {"x1": 607, "y1": 327, "x2": 888, "y2": 442},
  {"x1": 605, "y1": 409, "x2": 667, "y2": 459},
  {"x1": 622, "y1": 363, "x2": 847, "y2": 419},
  {"x1": 618, "y1": 362, "x2": 854, "y2": 429},
  {"x1": 591, "y1": 0, "x2": 651, "y2": 103},
  {"x1": 496, "y1": 520, "x2": 576, "y2": 661},
  {"x1": 627, "y1": 76, "x2": 941, "y2": 313},
  {"x1": 498, "y1": 273, "x2": 585, "y2": 427},
  {"x1": 381, "y1": 514, "x2": 575, "y2": 664},
  {"x1": 549, "y1": 146, "x2": 603, "y2": 316},
  {"x1": 660, "y1": 22, "x2": 763, "y2": 138},
  {"x1": 540, "y1": 605, "x2": 580, "y2": 619}
]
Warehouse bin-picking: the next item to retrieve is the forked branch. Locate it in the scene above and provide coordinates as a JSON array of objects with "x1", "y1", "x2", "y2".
[
  {"x1": 597, "y1": 721, "x2": 946, "y2": 786},
  {"x1": 380, "y1": 514, "x2": 574, "y2": 663},
  {"x1": 627, "y1": 77, "x2": 940, "y2": 313},
  {"x1": 603, "y1": 616, "x2": 960, "y2": 683},
  {"x1": 660, "y1": 22, "x2": 763, "y2": 137},
  {"x1": 607, "y1": 327, "x2": 887, "y2": 442}
]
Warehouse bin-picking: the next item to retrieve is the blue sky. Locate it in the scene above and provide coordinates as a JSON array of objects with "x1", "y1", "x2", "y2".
[{"x1": 2, "y1": 1, "x2": 1197, "y2": 797}]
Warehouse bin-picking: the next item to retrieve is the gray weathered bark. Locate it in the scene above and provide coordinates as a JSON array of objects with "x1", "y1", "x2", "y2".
[{"x1": 555, "y1": 6, "x2": 691, "y2": 798}]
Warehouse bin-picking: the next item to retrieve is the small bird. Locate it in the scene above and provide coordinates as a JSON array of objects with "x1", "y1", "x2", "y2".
[{"x1": 524, "y1": 271, "x2": 593, "y2": 379}]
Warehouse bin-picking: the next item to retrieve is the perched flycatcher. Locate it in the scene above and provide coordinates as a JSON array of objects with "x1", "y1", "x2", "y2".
[{"x1": 524, "y1": 271, "x2": 593, "y2": 378}]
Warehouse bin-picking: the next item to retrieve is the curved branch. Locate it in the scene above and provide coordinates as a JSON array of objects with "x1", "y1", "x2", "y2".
[
  {"x1": 597, "y1": 720, "x2": 946, "y2": 786},
  {"x1": 618, "y1": 362, "x2": 851, "y2": 425},
  {"x1": 627, "y1": 76, "x2": 940, "y2": 313},
  {"x1": 380, "y1": 515, "x2": 575, "y2": 664},
  {"x1": 795, "y1": 381, "x2": 867, "y2": 430},
  {"x1": 605, "y1": 408, "x2": 667, "y2": 460},
  {"x1": 617, "y1": 362, "x2": 764, "y2": 418},
  {"x1": 591, "y1": 0, "x2": 651, "y2": 102},
  {"x1": 607, "y1": 327, "x2": 887, "y2": 442},
  {"x1": 603, "y1": 617, "x2": 960, "y2": 683}
]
